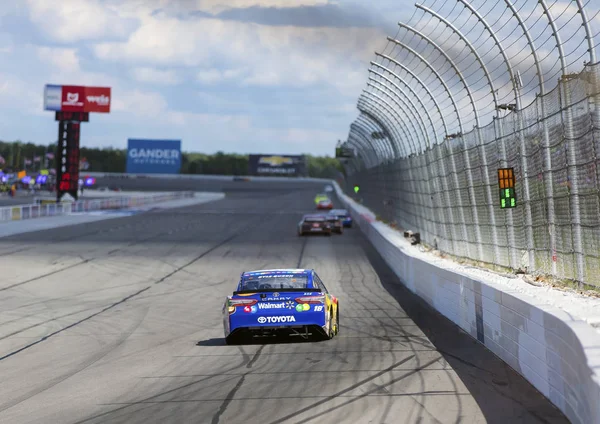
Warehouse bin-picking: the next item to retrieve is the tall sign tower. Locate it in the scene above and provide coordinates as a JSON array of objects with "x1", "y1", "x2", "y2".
[{"x1": 44, "y1": 85, "x2": 111, "y2": 202}]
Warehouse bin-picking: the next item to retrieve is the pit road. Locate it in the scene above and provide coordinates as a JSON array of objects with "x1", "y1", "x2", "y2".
[{"x1": 0, "y1": 181, "x2": 566, "y2": 423}]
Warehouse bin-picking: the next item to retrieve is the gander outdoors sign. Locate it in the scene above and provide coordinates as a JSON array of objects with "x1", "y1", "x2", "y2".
[
  {"x1": 44, "y1": 85, "x2": 111, "y2": 113},
  {"x1": 126, "y1": 139, "x2": 181, "y2": 174},
  {"x1": 248, "y1": 154, "x2": 306, "y2": 176}
]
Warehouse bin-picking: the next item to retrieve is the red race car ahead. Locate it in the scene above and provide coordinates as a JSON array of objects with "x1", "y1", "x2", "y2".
[{"x1": 316, "y1": 198, "x2": 333, "y2": 210}]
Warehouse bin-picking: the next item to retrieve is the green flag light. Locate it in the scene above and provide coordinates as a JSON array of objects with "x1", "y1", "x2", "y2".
[{"x1": 354, "y1": 185, "x2": 360, "y2": 194}]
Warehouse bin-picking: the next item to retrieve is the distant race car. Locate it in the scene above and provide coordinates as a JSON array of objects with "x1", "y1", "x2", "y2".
[
  {"x1": 222, "y1": 269, "x2": 339, "y2": 344},
  {"x1": 298, "y1": 214, "x2": 332, "y2": 236},
  {"x1": 324, "y1": 185, "x2": 334, "y2": 193},
  {"x1": 329, "y1": 209, "x2": 353, "y2": 228},
  {"x1": 316, "y1": 198, "x2": 333, "y2": 210},
  {"x1": 325, "y1": 214, "x2": 343, "y2": 234},
  {"x1": 314, "y1": 193, "x2": 329, "y2": 204}
]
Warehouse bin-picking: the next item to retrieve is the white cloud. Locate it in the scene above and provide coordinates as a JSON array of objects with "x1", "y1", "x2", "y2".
[
  {"x1": 111, "y1": 88, "x2": 251, "y2": 131},
  {"x1": 0, "y1": 73, "x2": 44, "y2": 114},
  {"x1": 94, "y1": 14, "x2": 383, "y2": 92},
  {"x1": 36, "y1": 47, "x2": 80, "y2": 73},
  {"x1": 5, "y1": 0, "x2": 408, "y2": 155},
  {"x1": 166, "y1": 110, "x2": 251, "y2": 128},
  {"x1": 111, "y1": 89, "x2": 168, "y2": 117},
  {"x1": 26, "y1": 0, "x2": 135, "y2": 42},
  {"x1": 177, "y1": 0, "x2": 329, "y2": 14},
  {"x1": 197, "y1": 68, "x2": 246, "y2": 84},
  {"x1": 131, "y1": 67, "x2": 181, "y2": 85}
]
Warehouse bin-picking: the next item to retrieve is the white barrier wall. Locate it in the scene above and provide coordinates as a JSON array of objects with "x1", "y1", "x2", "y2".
[
  {"x1": 334, "y1": 182, "x2": 600, "y2": 424},
  {"x1": 0, "y1": 192, "x2": 194, "y2": 222}
]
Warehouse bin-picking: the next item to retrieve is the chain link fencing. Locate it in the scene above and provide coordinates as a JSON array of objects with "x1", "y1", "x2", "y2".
[{"x1": 345, "y1": 62, "x2": 600, "y2": 286}]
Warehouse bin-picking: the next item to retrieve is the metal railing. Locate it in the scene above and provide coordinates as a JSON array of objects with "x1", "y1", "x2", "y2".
[
  {"x1": 342, "y1": 0, "x2": 600, "y2": 286},
  {"x1": 0, "y1": 192, "x2": 194, "y2": 222}
]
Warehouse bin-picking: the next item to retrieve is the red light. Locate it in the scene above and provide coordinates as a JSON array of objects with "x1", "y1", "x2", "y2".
[
  {"x1": 229, "y1": 298, "x2": 258, "y2": 307},
  {"x1": 295, "y1": 295, "x2": 325, "y2": 304}
]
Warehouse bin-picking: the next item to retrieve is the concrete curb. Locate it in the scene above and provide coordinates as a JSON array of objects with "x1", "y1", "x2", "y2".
[{"x1": 333, "y1": 181, "x2": 600, "y2": 424}]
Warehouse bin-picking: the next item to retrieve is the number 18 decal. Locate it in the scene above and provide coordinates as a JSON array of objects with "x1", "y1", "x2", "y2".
[{"x1": 314, "y1": 305, "x2": 324, "y2": 312}]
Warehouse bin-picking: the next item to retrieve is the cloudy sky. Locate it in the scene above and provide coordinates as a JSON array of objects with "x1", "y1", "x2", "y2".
[{"x1": 0, "y1": 0, "x2": 416, "y2": 156}]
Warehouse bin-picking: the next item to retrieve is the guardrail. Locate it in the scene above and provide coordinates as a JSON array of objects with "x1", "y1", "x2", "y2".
[
  {"x1": 333, "y1": 181, "x2": 600, "y2": 424},
  {"x1": 0, "y1": 192, "x2": 194, "y2": 222}
]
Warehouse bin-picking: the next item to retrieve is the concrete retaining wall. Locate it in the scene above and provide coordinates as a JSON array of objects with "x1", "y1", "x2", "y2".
[{"x1": 334, "y1": 182, "x2": 600, "y2": 424}]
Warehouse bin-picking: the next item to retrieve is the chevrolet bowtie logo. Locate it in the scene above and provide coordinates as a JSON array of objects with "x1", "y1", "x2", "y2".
[{"x1": 258, "y1": 156, "x2": 294, "y2": 166}]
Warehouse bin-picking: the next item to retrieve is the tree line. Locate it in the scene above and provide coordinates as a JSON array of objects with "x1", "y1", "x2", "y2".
[{"x1": 0, "y1": 140, "x2": 344, "y2": 178}]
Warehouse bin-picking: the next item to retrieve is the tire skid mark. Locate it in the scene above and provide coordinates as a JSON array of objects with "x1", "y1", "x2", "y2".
[
  {"x1": 0, "y1": 213, "x2": 244, "y2": 293},
  {"x1": 211, "y1": 345, "x2": 266, "y2": 424},
  {"x1": 0, "y1": 259, "x2": 92, "y2": 292},
  {"x1": 0, "y1": 216, "x2": 264, "y2": 363},
  {"x1": 0, "y1": 307, "x2": 92, "y2": 341},
  {"x1": 212, "y1": 218, "x2": 306, "y2": 424},
  {"x1": 296, "y1": 235, "x2": 308, "y2": 268},
  {"x1": 0, "y1": 286, "x2": 152, "y2": 362},
  {"x1": 0, "y1": 306, "x2": 151, "y2": 414},
  {"x1": 267, "y1": 354, "x2": 437, "y2": 424}
]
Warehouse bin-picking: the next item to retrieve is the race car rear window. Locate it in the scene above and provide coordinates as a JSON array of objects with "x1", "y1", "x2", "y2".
[
  {"x1": 304, "y1": 217, "x2": 325, "y2": 222},
  {"x1": 240, "y1": 275, "x2": 309, "y2": 291}
]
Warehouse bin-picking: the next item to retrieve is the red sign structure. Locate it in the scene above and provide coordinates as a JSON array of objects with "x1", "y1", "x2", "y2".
[
  {"x1": 60, "y1": 86, "x2": 111, "y2": 113},
  {"x1": 44, "y1": 84, "x2": 111, "y2": 201}
]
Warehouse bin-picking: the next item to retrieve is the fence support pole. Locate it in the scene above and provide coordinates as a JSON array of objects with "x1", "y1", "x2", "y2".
[
  {"x1": 539, "y1": 0, "x2": 584, "y2": 283},
  {"x1": 504, "y1": 0, "x2": 556, "y2": 276}
]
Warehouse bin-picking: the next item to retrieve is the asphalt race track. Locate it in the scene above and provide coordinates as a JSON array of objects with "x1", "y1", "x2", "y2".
[{"x1": 0, "y1": 181, "x2": 567, "y2": 424}]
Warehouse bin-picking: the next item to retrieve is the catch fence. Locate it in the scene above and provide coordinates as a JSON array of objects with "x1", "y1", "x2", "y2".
[{"x1": 345, "y1": 62, "x2": 600, "y2": 286}]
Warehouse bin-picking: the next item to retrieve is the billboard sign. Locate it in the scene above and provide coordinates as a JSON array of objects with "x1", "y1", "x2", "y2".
[
  {"x1": 335, "y1": 147, "x2": 354, "y2": 158},
  {"x1": 248, "y1": 154, "x2": 306, "y2": 176},
  {"x1": 126, "y1": 139, "x2": 181, "y2": 174},
  {"x1": 44, "y1": 85, "x2": 62, "y2": 111},
  {"x1": 44, "y1": 85, "x2": 111, "y2": 113}
]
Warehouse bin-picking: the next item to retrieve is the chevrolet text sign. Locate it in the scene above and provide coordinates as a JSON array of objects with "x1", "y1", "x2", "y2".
[
  {"x1": 44, "y1": 85, "x2": 111, "y2": 113},
  {"x1": 248, "y1": 154, "x2": 306, "y2": 176},
  {"x1": 126, "y1": 139, "x2": 181, "y2": 174}
]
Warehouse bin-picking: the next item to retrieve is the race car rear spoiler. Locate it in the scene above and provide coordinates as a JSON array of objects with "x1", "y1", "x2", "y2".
[{"x1": 233, "y1": 287, "x2": 322, "y2": 295}]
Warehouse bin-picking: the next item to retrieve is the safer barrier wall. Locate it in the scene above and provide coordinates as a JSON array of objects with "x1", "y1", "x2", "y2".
[
  {"x1": 0, "y1": 192, "x2": 194, "y2": 222},
  {"x1": 334, "y1": 182, "x2": 600, "y2": 424}
]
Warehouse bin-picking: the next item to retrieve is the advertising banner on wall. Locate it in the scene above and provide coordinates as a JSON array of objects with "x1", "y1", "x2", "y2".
[
  {"x1": 126, "y1": 139, "x2": 181, "y2": 174},
  {"x1": 44, "y1": 85, "x2": 111, "y2": 113},
  {"x1": 248, "y1": 154, "x2": 306, "y2": 176}
]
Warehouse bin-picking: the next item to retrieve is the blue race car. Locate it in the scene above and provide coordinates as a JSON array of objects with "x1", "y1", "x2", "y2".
[
  {"x1": 329, "y1": 209, "x2": 353, "y2": 228},
  {"x1": 222, "y1": 269, "x2": 339, "y2": 344}
]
